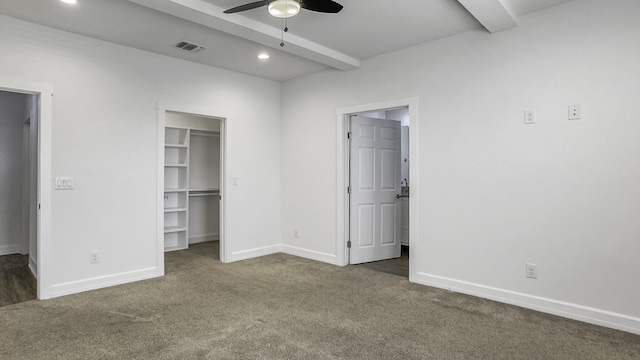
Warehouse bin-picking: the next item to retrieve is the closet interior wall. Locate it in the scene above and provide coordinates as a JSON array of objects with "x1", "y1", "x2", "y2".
[
  {"x1": 0, "y1": 91, "x2": 37, "y2": 272},
  {"x1": 163, "y1": 112, "x2": 220, "y2": 252}
]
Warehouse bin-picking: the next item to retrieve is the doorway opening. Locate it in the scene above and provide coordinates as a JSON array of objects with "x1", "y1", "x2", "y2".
[
  {"x1": 335, "y1": 97, "x2": 419, "y2": 280},
  {"x1": 0, "y1": 90, "x2": 39, "y2": 306},
  {"x1": 347, "y1": 106, "x2": 409, "y2": 277},
  {"x1": 347, "y1": 109, "x2": 409, "y2": 277},
  {"x1": 158, "y1": 107, "x2": 227, "y2": 273}
]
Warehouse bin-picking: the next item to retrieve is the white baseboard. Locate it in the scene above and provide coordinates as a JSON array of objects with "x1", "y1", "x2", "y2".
[
  {"x1": 414, "y1": 272, "x2": 640, "y2": 335},
  {"x1": 0, "y1": 244, "x2": 21, "y2": 256},
  {"x1": 189, "y1": 233, "x2": 219, "y2": 244},
  {"x1": 228, "y1": 244, "x2": 337, "y2": 265},
  {"x1": 45, "y1": 267, "x2": 163, "y2": 299},
  {"x1": 281, "y1": 245, "x2": 337, "y2": 265},
  {"x1": 230, "y1": 245, "x2": 282, "y2": 262}
]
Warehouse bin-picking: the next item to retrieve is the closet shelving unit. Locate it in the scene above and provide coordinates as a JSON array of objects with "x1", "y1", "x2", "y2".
[
  {"x1": 164, "y1": 127, "x2": 189, "y2": 251},
  {"x1": 163, "y1": 124, "x2": 220, "y2": 252}
]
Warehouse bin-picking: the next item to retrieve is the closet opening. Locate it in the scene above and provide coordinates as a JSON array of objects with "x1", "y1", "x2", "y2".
[
  {"x1": 0, "y1": 89, "x2": 39, "y2": 306},
  {"x1": 160, "y1": 110, "x2": 225, "y2": 267}
]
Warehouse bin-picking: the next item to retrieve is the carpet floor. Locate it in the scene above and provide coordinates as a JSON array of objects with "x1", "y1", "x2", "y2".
[{"x1": 1, "y1": 242, "x2": 638, "y2": 359}]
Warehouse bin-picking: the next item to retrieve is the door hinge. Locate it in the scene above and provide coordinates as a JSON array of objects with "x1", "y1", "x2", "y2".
[
  {"x1": 38, "y1": 203, "x2": 41, "y2": 210},
  {"x1": 347, "y1": 131, "x2": 352, "y2": 139},
  {"x1": 347, "y1": 240, "x2": 352, "y2": 248},
  {"x1": 347, "y1": 186, "x2": 351, "y2": 194}
]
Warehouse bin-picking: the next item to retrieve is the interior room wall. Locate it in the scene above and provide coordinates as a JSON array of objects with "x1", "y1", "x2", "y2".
[
  {"x1": 0, "y1": 14, "x2": 282, "y2": 298},
  {"x1": 26, "y1": 94, "x2": 38, "y2": 275},
  {"x1": 280, "y1": 0, "x2": 640, "y2": 333},
  {"x1": 386, "y1": 108, "x2": 410, "y2": 127},
  {"x1": 20, "y1": 99, "x2": 30, "y2": 256},
  {"x1": 0, "y1": 91, "x2": 28, "y2": 256}
]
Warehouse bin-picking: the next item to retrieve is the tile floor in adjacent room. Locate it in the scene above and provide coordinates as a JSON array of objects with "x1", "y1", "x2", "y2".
[{"x1": 0, "y1": 253, "x2": 36, "y2": 307}]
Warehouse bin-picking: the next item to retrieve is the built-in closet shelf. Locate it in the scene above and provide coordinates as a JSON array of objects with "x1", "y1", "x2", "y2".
[
  {"x1": 164, "y1": 244, "x2": 187, "y2": 252},
  {"x1": 164, "y1": 118, "x2": 220, "y2": 253},
  {"x1": 191, "y1": 130, "x2": 220, "y2": 137},
  {"x1": 164, "y1": 226, "x2": 187, "y2": 234},
  {"x1": 189, "y1": 189, "x2": 220, "y2": 197}
]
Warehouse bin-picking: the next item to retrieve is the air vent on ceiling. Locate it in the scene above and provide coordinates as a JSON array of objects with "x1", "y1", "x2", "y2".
[{"x1": 175, "y1": 40, "x2": 206, "y2": 53}]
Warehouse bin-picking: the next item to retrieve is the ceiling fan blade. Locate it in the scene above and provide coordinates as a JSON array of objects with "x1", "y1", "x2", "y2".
[
  {"x1": 300, "y1": 0, "x2": 343, "y2": 13},
  {"x1": 223, "y1": 1, "x2": 268, "y2": 14}
]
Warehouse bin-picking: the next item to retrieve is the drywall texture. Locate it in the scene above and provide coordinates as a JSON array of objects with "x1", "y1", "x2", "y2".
[
  {"x1": 281, "y1": 0, "x2": 640, "y2": 331},
  {"x1": 0, "y1": 92, "x2": 28, "y2": 255},
  {"x1": 0, "y1": 15, "x2": 282, "y2": 297}
]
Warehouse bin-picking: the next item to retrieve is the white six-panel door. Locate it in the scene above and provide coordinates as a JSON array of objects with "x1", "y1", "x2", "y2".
[{"x1": 349, "y1": 116, "x2": 401, "y2": 264}]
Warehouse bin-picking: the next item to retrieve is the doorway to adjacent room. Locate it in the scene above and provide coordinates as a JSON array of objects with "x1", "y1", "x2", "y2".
[
  {"x1": 0, "y1": 83, "x2": 51, "y2": 303},
  {"x1": 336, "y1": 97, "x2": 418, "y2": 278}
]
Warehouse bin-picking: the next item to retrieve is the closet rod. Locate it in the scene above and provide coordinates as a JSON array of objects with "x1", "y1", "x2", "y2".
[
  {"x1": 190, "y1": 132, "x2": 220, "y2": 138},
  {"x1": 189, "y1": 193, "x2": 219, "y2": 198}
]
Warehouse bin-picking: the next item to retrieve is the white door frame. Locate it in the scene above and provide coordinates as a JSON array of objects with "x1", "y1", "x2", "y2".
[
  {"x1": 335, "y1": 97, "x2": 419, "y2": 276},
  {"x1": 0, "y1": 80, "x2": 53, "y2": 300},
  {"x1": 156, "y1": 103, "x2": 228, "y2": 270}
]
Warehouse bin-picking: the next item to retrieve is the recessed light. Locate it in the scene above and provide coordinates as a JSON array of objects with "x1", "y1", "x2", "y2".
[
  {"x1": 59, "y1": 0, "x2": 78, "y2": 4},
  {"x1": 258, "y1": 53, "x2": 270, "y2": 60}
]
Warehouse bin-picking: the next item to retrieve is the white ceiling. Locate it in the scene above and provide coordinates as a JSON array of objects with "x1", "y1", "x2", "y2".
[{"x1": 0, "y1": 0, "x2": 572, "y2": 82}]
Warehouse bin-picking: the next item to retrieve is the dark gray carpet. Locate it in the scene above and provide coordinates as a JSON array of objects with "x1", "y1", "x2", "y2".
[{"x1": 1, "y1": 242, "x2": 638, "y2": 359}]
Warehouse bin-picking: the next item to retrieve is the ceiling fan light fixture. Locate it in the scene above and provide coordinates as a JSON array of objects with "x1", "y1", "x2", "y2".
[{"x1": 268, "y1": 0, "x2": 301, "y2": 18}]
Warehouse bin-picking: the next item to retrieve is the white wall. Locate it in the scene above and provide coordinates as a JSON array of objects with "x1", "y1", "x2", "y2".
[
  {"x1": 0, "y1": 15, "x2": 282, "y2": 297},
  {"x1": 386, "y1": 108, "x2": 410, "y2": 127},
  {"x1": 26, "y1": 94, "x2": 38, "y2": 274},
  {"x1": 281, "y1": 0, "x2": 640, "y2": 333},
  {"x1": 0, "y1": 91, "x2": 28, "y2": 256}
]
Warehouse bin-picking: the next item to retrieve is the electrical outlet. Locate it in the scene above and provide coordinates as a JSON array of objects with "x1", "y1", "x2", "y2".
[
  {"x1": 293, "y1": 229, "x2": 299, "y2": 238},
  {"x1": 525, "y1": 263, "x2": 538, "y2": 279},
  {"x1": 524, "y1": 110, "x2": 536, "y2": 124},
  {"x1": 90, "y1": 251, "x2": 100, "y2": 264},
  {"x1": 568, "y1": 104, "x2": 581, "y2": 120}
]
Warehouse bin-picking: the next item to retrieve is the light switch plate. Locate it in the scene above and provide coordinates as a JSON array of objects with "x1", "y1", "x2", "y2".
[{"x1": 55, "y1": 177, "x2": 74, "y2": 190}]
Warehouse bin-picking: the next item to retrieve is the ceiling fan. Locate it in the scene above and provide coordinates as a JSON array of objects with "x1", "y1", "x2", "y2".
[{"x1": 223, "y1": 0, "x2": 344, "y2": 18}]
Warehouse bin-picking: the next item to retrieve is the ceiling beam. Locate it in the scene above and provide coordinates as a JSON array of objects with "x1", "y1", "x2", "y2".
[
  {"x1": 128, "y1": 0, "x2": 359, "y2": 71},
  {"x1": 456, "y1": 0, "x2": 518, "y2": 33}
]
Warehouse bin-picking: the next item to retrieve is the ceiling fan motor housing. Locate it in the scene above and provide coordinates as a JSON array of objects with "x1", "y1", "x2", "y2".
[{"x1": 268, "y1": 0, "x2": 301, "y2": 18}]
